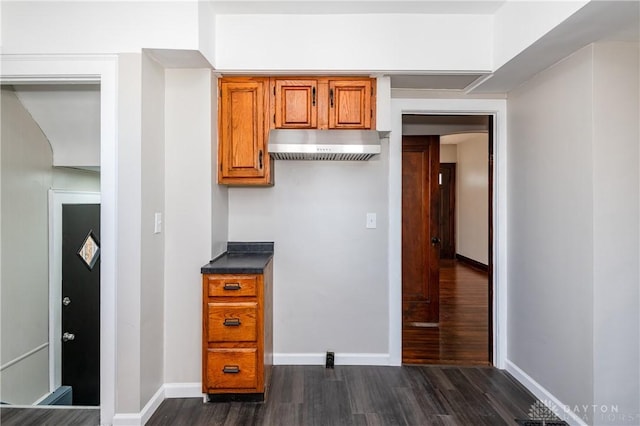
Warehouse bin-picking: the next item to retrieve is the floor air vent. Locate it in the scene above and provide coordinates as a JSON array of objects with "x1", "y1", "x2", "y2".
[{"x1": 515, "y1": 420, "x2": 569, "y2": 426}]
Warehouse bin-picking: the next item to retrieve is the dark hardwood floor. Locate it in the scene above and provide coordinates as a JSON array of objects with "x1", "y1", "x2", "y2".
[
  {"x1": 147, "y1": 365, "x2": 538, "y2": 425},
  {"x1": 0, "y1": 406, "x2": 99, "y2": 426},
  {"x1": 403, "y1": 259, "x2": 490, "y2": 365},
  {"x1": 0, "y1": 365, "x2": 541, "y2": 426}
]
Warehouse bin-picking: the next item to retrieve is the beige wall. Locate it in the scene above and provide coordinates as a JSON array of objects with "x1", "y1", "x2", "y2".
[
  {"x1": 0, "y1": 87, "x2": 100, "y2": 405},
  {"x1": 440, "y1": 144, "x2": 457, "y2": 163},
  {"x1": 455, "y1": 134, "x2": 489, "y2": 264}
]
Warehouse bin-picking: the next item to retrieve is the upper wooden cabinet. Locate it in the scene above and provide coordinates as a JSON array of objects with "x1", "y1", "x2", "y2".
[
  {"x1": 217, "y1": 75, "x2": 376, "y2": 186},
  {"x1": 218, "y1": 77, "x2": 272, "y2": 186},
  {"x1": 329, "y1": 79, "x2": 373, "y2": 129},
  {"x1": 272, "y1": 79, "x2": 318, "y2": 129},
  {"x1": 271, "y1": 77, "x2": 375, "y2": 130}
]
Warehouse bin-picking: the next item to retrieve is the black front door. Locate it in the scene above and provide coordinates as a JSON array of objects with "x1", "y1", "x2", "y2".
[{"x1": 62, "y1": 204, "x2": 100, "y2": 406}]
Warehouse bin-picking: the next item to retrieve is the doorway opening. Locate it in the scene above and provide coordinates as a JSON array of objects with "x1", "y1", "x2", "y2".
[
  {"x1": 0, "y1": 82, "x2": 102, "y2": 408},
  {"x1": 401, "y1": 114, "x2": 493, "y2": 365}
]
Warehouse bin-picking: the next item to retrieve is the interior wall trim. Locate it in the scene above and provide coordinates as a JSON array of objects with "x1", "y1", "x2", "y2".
[
  {"x1": 164, "y1": 383, "x2": 202, "y2": 399},
  {"x1": 112, "y1": 385, "x2": 164, "y2": 426},
  {"x1": 273, "y1": 353, "x2": 390, "y2": 366},
  {"x1": 505, "y1": 360, "x2": 586, "y2": 426}
]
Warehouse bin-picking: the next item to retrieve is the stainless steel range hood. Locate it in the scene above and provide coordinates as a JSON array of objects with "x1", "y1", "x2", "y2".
[{"x1": 268, "y1": 129, "x2": 381, "y2": 161}]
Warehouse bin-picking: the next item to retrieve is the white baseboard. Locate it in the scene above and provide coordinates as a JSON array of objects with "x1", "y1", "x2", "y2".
[
  {"x1": 111, "y1": 357, "x2": 392, "y2": 425},
  {"x1": 273, "y1": 352, "x2": 390, "y2": 366},
  {"x1": 163, "y1": 382, "x2": 202, "y2": 398},
  {"x1": 505, "y1": 360, "x2": 587, "y2": 426},
  {"x1": 112, "y1": 386, "x2": 164, "y2": 426}
]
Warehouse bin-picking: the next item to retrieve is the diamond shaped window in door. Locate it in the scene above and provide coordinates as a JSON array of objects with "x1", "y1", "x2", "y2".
[{"x1": 77, "y1": 230, "x2": 100, "y2": 270}]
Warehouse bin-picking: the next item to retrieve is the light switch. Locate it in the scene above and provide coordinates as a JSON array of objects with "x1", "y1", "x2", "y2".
[
  {"x1": 366, "y1": 213, "x2": 376, "y2": 229},
  {"x1": 154, "y1": 212, "x2": 162, "y2": 234}
]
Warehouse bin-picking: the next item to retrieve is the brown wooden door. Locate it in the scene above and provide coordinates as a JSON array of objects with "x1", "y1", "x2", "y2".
[
  {"x1": 402, "y1": 135, "x2": 440, "y2": 326},
  {"x1": 273, "y1": 79, "x2": 318, "y2": 129},
  {"x1": 218, "y1": 77, "x2": 270, "y2": 185},
  {"x1": 439, "y1": 163, "x2": 456, "y2": 259},
  {"x1": 328, "y1": 79, "x2": 373, "y2": 129}
]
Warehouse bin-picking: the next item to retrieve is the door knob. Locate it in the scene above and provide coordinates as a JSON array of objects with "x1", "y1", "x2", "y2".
[
  {"x1": 62, "y1": 297, "x2": 71, "y2": 306},
  {"x1": 431, "y1": 237, "x2": 441, "y2": 245},
  {"x1": 62, "y1": 332, "x2": 75, "y2": 342}
]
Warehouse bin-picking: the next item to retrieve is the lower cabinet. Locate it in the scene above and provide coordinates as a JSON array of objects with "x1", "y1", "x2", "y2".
[{"x1": 202, "y1": 262, "x2": 273, "y2": 400}]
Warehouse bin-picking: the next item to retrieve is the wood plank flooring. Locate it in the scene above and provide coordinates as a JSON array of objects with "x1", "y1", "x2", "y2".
[
  {"x1": 147, "y1": 365, "x2": 539, "y2": 425},
  {"x1": 0, "y1": 365, "x2": 542, "y2": 425},
  {"x1": 403, "y1": 259, "x2": 490, "y2": 365},
  {"x1": 0, "y1": 406, "x2": 99, "y2": 426}
]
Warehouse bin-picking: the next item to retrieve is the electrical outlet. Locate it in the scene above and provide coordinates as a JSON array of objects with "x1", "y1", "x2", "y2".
[{"x1": 326, "y1": 351, "x2": 335, "y2": 369}]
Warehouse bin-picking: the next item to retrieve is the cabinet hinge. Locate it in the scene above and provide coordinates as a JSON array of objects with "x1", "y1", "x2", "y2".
[
  {"x1": 273, "y1": 114, "x2": 275, "y2": 124},
  {"x1": 220, "y1": 163, "x2": 222, "y2": 172},
  {"x1": 273, "y1": 86, "x2": 276, "y2": 96},
  {"x1": 371, "y1": 86, "x2": 373, "y2": 96},
  {"x1": 220, "y1": 88, "x2": 222, "y2": 97}
]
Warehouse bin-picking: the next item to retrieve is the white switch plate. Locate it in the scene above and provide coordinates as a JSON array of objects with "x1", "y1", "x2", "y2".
[
  {"x1": 154, "y1": 212, "x2": 162, "y2": 234},
  {"x1": 366, "y1": 213, "x2": 376, "y2": 229}
]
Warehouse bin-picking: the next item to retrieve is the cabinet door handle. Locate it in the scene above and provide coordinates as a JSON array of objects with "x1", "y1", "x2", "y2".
[
  {"x1": 222, "y1": 365, "x2": 240, "y2": 374},
  {"x1": 259, "y1": 150, "x2": 263, "y2": 169},
  {"x1": 329, "y1": 88, "x2": 334, "y2": 108},
  {"x1": 223, "y1": 283, "x2": 241, "y2": 291},
  {"x1": 223, "y1": 318, "x2": 241, "y2": 327},
  {"x1": 312, "y1": 87, "x2": 316, "y2": 106}
]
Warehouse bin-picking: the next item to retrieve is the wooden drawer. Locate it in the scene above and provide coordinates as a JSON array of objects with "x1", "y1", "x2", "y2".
[
  {"x1": 207, "y1": 276, "x2": 258, "y2": 297},
  {"x1": 206, "y1": 348, "x2": 258, "y2": 390},
  {"x1": 207, "y1": 302, "x2": 258, "y2": 343}
]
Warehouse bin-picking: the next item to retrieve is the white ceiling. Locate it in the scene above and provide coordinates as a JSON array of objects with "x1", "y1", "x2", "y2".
[
  {"x1": 209, "y1": 0, "x2": 507, "y2": 15},
  {"x1": 9, "y1": 0, "x2": 638, "y2": 153},
  {"x1": 12, "y1": 84, "x2": 101, "y2": 169}
]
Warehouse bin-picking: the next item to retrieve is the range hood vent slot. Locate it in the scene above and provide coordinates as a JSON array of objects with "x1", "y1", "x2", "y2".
[
  {"x1": 268, "y1": 129, "x2": 381, "y2": 161},
  {"x1": 270, "y1": 152, "x2": 378, "y2": 161}
]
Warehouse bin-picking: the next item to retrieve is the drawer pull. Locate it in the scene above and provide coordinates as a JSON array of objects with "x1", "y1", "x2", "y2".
[
  {"x1": 223, "y1": 318, "x2": 241, "y2": 327},
  {"x1": 223, "y1": 283, "x2": 241, "y2": 291},
  {"x1": 222, "y1": 365, "x2": 240, "y2": 374}
]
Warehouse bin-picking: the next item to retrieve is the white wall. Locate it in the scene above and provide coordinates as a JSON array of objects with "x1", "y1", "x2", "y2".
[
  {"x1": 455, "y1": 133, "x2": 488, "y2": 265},
  {"x1": 507, "y1": 42, "x2": 639, "y2": 424},
  {"x1": 164, "y1": 68, "x2": 215, "y2": 385},
  {"x1": 493, "y1": 1, "x2": 588, "y2": 69},
  {"x1": 591, "y1": 42, "x2": 639, "y2": 423},
  {"x1": 228, "y1": 149, "x2": 389, "y2": 361},
  {"x1": 214, "y1": 14, "x2": 492, "y2": 71},
  {"x1": 115, "y1": 54, "x2": 143, "y2": 413},
  {"x1": 140, "y1": 52, "x2": 166, "y2": 405},
  {"x1": 0, "y1": 87, "x2": 100, "y2": 405},
  {"x1": 0, "y1": 1, "x2": 199, "y2": 55}
]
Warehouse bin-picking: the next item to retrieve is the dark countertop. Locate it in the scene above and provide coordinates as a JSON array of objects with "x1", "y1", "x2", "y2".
[{"x1": 201, "y1": 242, "x2": 274, "y2": 274}]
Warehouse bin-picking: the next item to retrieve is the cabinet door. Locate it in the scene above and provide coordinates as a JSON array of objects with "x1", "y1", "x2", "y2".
[
  {"x1": 218, "y1": 78, "x2": 270, "y2": 184},
  {"x1": 328, "y1": 79, "x2": 373, "y2": 129},
  {"x1": 273, "y1": 79, "x2": 318, "y2": 128}
]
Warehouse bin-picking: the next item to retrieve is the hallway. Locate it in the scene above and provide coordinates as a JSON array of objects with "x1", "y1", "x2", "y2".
[{"x1": 403, "y1": 259, "x2": 490, "y2": 365}]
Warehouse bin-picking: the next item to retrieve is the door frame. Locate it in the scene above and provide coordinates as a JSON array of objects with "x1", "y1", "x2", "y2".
[
  {"x1": 389, "y1": 98, "x2": 507, "y2": 368},
  {"x1": 48, "y1": 190, "x2": 101, "y2": 395},
  {"x1": 2, "y1": 56, "x2": 117, "y2": 422},
  {"x1": 439, "y1": 162, "x2": 456, "y2": 259}
]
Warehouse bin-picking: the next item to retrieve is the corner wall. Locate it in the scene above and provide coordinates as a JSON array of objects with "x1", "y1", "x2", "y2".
[{"x1": 507, "y1": 42, "x2": 639, "y2": 424}]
